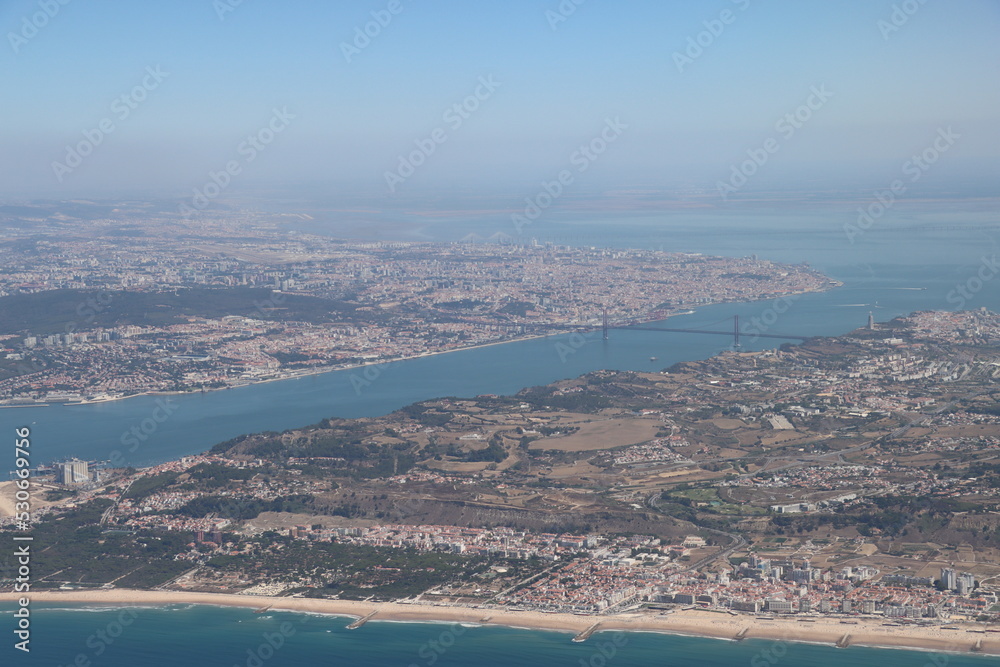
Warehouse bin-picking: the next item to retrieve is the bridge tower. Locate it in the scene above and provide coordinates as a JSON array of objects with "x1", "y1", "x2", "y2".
[
  {"x1": 733, "y1": 315, "x2": 741, "y2": 349},
  {"x1": 602, "y1": 307, "x2": 609, "y2": 340}
]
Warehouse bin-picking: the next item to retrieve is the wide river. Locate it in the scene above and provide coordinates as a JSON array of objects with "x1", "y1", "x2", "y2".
[{"x1": 3, "y1": 206, "x2": 999, "y2": 467}]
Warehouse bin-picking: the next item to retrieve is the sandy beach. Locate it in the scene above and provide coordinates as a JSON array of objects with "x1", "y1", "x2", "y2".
[
  {"x1": 2, "y1": 590, "x2": 995, "y2": 655},
  {"x1": 0, "y1": 482, "x2": 16, "y2": 518}
]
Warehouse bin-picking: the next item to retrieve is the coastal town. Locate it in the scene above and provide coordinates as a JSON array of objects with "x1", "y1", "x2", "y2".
[
  {"x1": 8, "y1": 454, "x2": 997, "y2": 624},
  {"x1": 4, "y1": 308, "x2": 1000, "y2": 657}
]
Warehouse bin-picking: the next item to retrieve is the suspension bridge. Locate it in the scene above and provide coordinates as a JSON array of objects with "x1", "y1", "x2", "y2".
[
  {"x1": 602, "y1": 313, "x2": 808, "y2": 347},
  {"x1": 475, "y1": 312, "x2": 810, "y2": 348}
]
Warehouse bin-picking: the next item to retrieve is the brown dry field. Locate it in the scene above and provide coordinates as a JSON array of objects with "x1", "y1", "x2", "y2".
[
  {"x1": 760, "y1": 431, "x2": 811, "y2": 446},
  {"x1": 546, "y1": 460, "x2": 604, "y2": 478},
  {"x1": 710, "y1": 418, "x2": 748, "y2": 430},
  {"x1": 530, "y1": 418, "x2": 660, "y2": 451},
  {"x1": 732, "y1": 431, "x2": 762, "y2": 446},
  {"x1": 895, "y1": 452, "x2": 946, "y2": 465},
  {"x1": 424, "y1": 460, "x2": 492, "y2": 472},
  {"x1": 716, "y1": 447, "x2": 746, "y2": 458},
  {"x1": 437, "y1": 433, "x2": 493, "y2": 448},
  {"x1": 933, "y1": 424, "x2": 1000, "y2": 438},
  {"x1": 0, "y1": 481, "x2": 60, "y2": 518},
  {"x1": 627, "y1": 468, "x2": 720, "y2": 487}
]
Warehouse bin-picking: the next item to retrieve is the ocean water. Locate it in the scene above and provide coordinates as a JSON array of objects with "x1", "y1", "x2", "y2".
[{"x1": 1, "y1": 604, "x2": 995, "y2": 667}]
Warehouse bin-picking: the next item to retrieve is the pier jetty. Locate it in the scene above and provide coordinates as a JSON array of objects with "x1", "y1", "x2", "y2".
[
  {"x1": 572, "y1": 622, "x2": 602, "y2": 643},
  {"x1": 346, "y1": 611, "x2": 378, "y2": 630}
]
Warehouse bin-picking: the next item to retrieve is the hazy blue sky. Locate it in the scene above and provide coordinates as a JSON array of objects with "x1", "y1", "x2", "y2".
[{"x1": 2, "y1": 0, "x2": 998, "y2": 201}]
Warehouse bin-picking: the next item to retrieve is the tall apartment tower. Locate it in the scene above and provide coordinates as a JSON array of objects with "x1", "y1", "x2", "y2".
[{"x1": 59, "y1": 459, "x2": 89, "y2": 485}]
